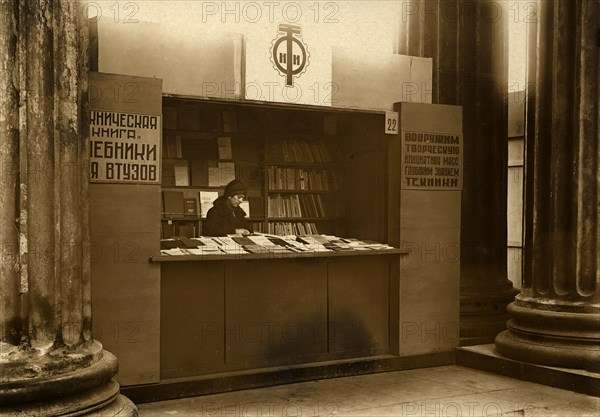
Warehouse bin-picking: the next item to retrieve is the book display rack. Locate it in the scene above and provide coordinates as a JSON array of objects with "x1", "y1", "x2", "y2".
[
  {"x1": 160, "y1": 98, "x2": 358, "y2": 239},
  {"x1": 153, "y1": 101, "x2": 402, "y2": 385}
]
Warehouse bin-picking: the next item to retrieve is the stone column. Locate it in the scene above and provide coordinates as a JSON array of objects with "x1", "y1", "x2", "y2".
[
  {"x1": 0, "y1": 1, "x2": 137, "y2": 415},
  {"x1": 495, "y1": 0, "x2": 600, "y2": 371},
  {"x1": 397, "y1": 0, "x2": 518, "y2": 344}
]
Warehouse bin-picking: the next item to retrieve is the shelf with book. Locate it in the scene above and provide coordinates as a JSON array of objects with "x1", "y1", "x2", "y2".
[
  {"x1": 161, "y1": 99, "x2": 266, "y2": 239},
  {"x1": 161, "y1": 98, "x2": 390, "y2": 242},
  {"x1": 263, "y1": 111, "x2": 344, "y2": 235}
]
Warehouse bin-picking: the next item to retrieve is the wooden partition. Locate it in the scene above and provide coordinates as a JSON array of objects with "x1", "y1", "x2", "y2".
[
  {"x1": 89, "y1": 73, "x2": 162, "y2": 386},
  {"x1": 389, "y1": 102, "x2": 462, "y2": 356}
]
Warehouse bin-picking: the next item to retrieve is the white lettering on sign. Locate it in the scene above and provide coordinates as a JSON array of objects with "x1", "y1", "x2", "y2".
[
  {"x1": 89, "y1": 110, "x2": 161, "y2": 183},
  {"x1": 401, "y1": 131, "x2": 463, "y2": 190}
]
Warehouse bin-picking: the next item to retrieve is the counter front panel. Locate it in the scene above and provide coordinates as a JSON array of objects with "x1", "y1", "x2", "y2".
[{"x1": 159, "y1": 252, "x2": 400, "y2": 379}]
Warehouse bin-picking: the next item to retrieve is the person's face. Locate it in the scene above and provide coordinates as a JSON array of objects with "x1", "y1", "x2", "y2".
[{"x1": 228, "y1": 194, "x2": 245, "y2": 207}]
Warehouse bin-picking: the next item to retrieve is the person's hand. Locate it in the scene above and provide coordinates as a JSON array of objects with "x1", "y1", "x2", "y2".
[{"x1": 235, "y1": 228, "x2": 251, "y2": 235}]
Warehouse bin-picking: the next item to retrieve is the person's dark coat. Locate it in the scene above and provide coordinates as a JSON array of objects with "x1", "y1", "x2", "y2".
[{"x1": 202, "y1": 195, "x2": 251, "y2": 236}]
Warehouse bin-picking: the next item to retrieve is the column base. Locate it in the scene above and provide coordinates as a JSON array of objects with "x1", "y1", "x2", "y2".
[
  {"x1": 495, "y1": 301, "x2": 600, "y2": 373},
  {"x1": 460, "y1": 282, "x2": 519, "y2": 345},
  {"x1": 0, "y1": 382, "x2": 137, "y2": 417},
  {"x1": 90, "y1": 394, "x2": 138, "y2": 416},
  {"x1": 456, "y1": 344, "x2": 600, "y2": 397},
  {"x1": 0, "y1": 343, "x2": 138, "y2": 416}
]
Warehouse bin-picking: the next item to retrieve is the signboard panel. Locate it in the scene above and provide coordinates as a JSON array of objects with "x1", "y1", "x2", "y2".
[
  {"x1": 390, "y1": 102, "x2": 462, "y2": 356},
  {"x1": 89, "y1": 110, "x2": 160, "y2": 183},
  {"x1": 332, "y1": 48, "x2": 433, "y2": 111},
  {"x1": 97, "y1": 20, "x2": 242, "y2": 98},
  {"x1": 400, "y1": 130, "x2": 463, "y2": 190},
  {"x1": 245, "y1": 23, "x2": 332, "y2": 106},
  {"x1": 89, "y1": 72, "x2": 162, "y2": 184},
  {"x1": 89, "y1": 72, "x2": 162, "y2": 386},
  {"x1": 385, "y1": 111, "x2": 399, "y2": 134}
]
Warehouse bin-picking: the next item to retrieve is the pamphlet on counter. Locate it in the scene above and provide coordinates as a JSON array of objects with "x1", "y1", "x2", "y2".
[{"x1": 159, "y1": 233, "x2": 395, "y2": 256}]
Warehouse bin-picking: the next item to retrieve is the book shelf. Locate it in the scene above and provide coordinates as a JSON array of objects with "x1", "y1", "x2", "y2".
[
  {"x1": 260, "y1": 109, "x2": 344, "y2": 236},
  {"x1": 161, "y1": 98, "x2": 344, "y2": 238},
  {"x1": 161, "y1": 97, "x2": 387, "y2": 241},
  {"x1": 161, "y1": 99, "x2": 265, "y2": 238}
]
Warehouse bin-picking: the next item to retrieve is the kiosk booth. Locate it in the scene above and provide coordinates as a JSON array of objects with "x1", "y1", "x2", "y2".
[{"x1": 89, "y1": 18, "x2": 462, "y2": 402}]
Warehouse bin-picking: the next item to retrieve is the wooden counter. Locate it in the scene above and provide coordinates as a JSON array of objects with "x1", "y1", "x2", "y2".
[
  {"x1": 158, "y1": 250, "x2": 405, "y2": 380},
  {"x1": 151, "y1": 248, "x2": 407, "y2": 262}
]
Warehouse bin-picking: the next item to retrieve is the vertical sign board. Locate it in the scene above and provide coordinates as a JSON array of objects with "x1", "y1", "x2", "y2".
[
  {"x1": 392, "y1": 102, "x2": 462, "y2": 357},
  {"x1": 89, "y1": 72, "x2": 162, "y2": 386}
]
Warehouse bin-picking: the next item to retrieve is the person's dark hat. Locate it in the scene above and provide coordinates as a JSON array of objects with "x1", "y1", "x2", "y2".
[{"x1": 224, "y1": 179, "x2": 246, "y2": 197}]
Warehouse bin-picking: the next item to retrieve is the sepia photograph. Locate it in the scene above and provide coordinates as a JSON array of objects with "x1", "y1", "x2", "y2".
[{"x1": 0, "y1": 0, "x2": 598, "y2": 416}]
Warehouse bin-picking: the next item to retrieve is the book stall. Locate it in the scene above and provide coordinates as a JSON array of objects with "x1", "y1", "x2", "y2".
[
  {"x1": 89, "y1": 44, "x2": 461, "y2": 399},
  {"x1": 145, "y1": 98, "x2": 409, "y2": 391}
]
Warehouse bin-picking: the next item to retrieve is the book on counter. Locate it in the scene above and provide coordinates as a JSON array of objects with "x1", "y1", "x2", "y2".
[
  {"x1": 243, "y1": 245, "x2": 273, "y2": 254},
  {"x1": 231, "y1": 236, "x2": 257, "y2": 246},
  {"x1": 212, "y1": 236, "x2": 238, "y2": 246},
  {"x1": 196, "y1": 237, "x2": 220, "y2": 247},
  {"x1": 247, "y1": 235, "x2": 275, "y2": 246},
  {"x1": 159, "y1": 233, "x2": 395, "y2": 256}
]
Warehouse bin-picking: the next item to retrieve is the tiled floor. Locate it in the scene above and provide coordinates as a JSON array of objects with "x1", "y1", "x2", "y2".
[{"x1": 137, "y1": 365, "x2": 600, "y2": 417}]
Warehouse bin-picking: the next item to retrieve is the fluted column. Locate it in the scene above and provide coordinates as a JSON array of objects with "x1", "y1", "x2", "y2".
[
  {"x1": 0, "y1": 0, "x2": 21, "y2": 348},
  {"x1": 0, "y1": 1, "x2": 137, "y2": 415},
  {"x1": 495, "y1": 0, "x2": 600, "y2": 371},
  {"x1": 397, "y1": 0, "x2": 518, "y2": 344}
]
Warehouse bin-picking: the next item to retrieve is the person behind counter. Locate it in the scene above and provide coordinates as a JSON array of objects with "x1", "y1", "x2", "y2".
[{"x1": 202, "y1": 179, "x2": 253, "y2": 236}]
